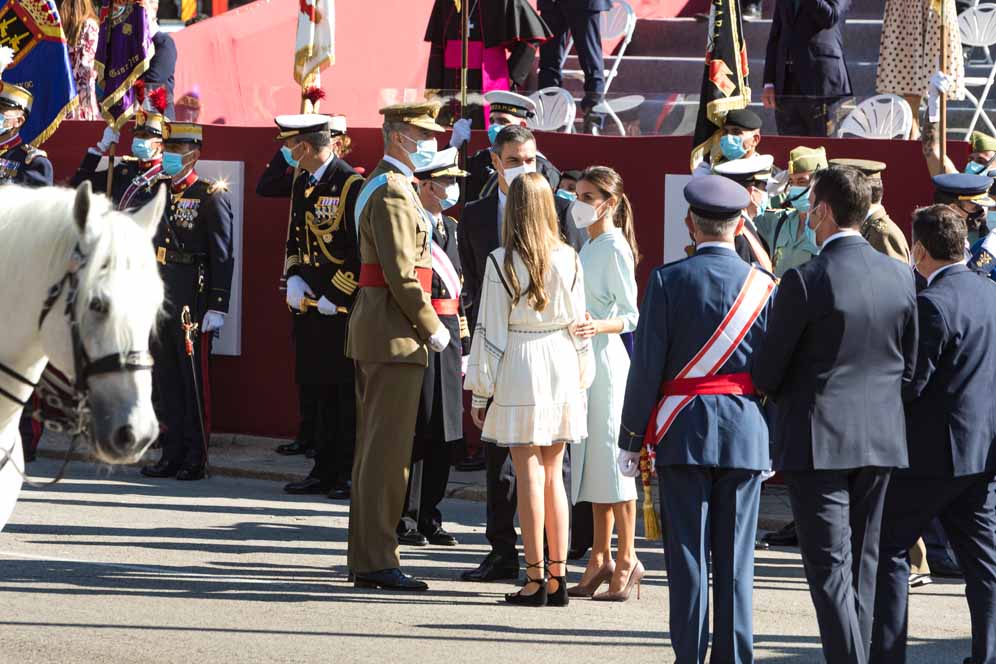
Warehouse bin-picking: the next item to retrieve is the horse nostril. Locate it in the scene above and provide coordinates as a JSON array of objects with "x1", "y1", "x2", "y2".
[{"x1": 114, "y1": 425, "x2": 137, "y2": 449}]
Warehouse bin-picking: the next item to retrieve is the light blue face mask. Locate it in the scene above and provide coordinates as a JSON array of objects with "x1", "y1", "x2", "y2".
[
  {"x1": 720, "y1": 134, "x2": 747, "y2": 160},
  {"x1": 400, "y1": 133, "x2": 438, "y2": 171},
  {"x1": 556, "y1": 189, "x2": 577, "y2": 202},
  {"x1": 131, "y1": 137, "x2": 158, "y2": 162},
  {"x1": 965, "y1": 160, "x2": 987, "y2": 175},
  {"x1": 487, "y1": 123, "x2": 504, "y2": 146},
  {"x1": 754, "y1": 190, "x2": 770, "y2": 216},
  {"x1": 162, "y1": 152, "x2": 186, "y2": 176},
  {"x1": 788, "y1": 185, "x2": 811, "y2": 213},
  {"x1": 281, "y1": 145, "x2": 300, "y2": 168},
  {"x1": 439, "y1": 182, "x2": 460, "y2": 210}
]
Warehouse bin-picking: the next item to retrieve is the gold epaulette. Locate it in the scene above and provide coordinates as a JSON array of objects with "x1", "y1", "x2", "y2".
[{"x1": 332, "y1": 269, "x2": 358, "y2": 296}]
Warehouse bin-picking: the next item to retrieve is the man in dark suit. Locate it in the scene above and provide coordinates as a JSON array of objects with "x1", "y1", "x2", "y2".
[
  {"x1": 144, "y1": 0, "x2": 177, "y2": 119},
  {"x1": 537, "y1": 0, "x2": 610, "y2": 131},
  {"x1": 753, "y1": 165, "x2": 918, "y2": 664},
  {"x1": 872, "y1": 205, "x2": 996, "y2": 664},
  {"x1": 762, "y1": 0, "x2": 852, "y2": 137},
  {"x1": 458, "y1": 124, "x2": 584, "y2": 582}
]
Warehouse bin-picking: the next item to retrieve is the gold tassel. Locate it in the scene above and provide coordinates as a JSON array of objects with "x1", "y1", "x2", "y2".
[{"x1": 640, "y1": 447, "x2": 662, "y2": 541}]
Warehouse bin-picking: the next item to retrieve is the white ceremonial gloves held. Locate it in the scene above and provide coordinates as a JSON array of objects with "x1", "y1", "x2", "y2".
[
  {"x1": 94, "y1": 126, "x2": 121, "y2": 155},
  {"x1": 316, "y1": 296, "x2": 338, "y2": 316},
  {"x1": 201, "y1": 310, "x2": 226, "y2": 334},
  {"x1": 617, "y1": 450, "x2": 641, "y2": 478},
  {"x1": 461, "y1": 355, "x2": 469, "y2": 377},
  {"x1": 285, "y1": 275, "x2": 314, "y2": 311},
  {"x1": 428, "y1": 325, "x2": 451, "y2": 353},
  {"x1": 927, "y1": 70, "x2": 954, "y2": 123},
  {"x1": 449, "y1": 118, "x2": 472, "y2": 149}
]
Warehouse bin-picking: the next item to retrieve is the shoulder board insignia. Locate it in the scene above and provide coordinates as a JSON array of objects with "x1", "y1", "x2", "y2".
[{"x1": 206, "y1": 178, "x2": 229, "y2": 194}]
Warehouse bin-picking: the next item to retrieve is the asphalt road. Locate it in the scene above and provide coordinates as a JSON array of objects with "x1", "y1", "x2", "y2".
[{"x1": 0, "y1": 458, "x2": 975, "y2": 663}]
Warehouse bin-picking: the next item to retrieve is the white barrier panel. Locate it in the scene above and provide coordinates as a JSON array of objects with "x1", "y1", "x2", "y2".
[{"x1": 663, "y1": 174, "x2": 693, "y2": 265}]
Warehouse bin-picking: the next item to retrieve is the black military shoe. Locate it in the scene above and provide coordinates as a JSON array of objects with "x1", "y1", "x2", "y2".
[
  {"x1": 928, "y1": 555, "x2": 963, "y2": 579},
  {"x1": 175, "y1": 465, "x2": 207, "y2": 481},
  {"x1": 275, "y1": 440, "x2": 308, "y2": 455},
  {"x1": 328, "y1": 480, "x2": 351, "y2": 500},
  {"x1": 284, "y1": 477, "x2": 329, "y2": 494},
  {"x1": 354, "y1": 568, "x2": 428, "y2": 591},
  {"x1": 423, "y1": 527, "x2": 458, "y2": 547},
  {"x1": 461, "y1": 551, "x2": 519, "y2": 582},
  {"x1": 141, "y1": 459, "x2": 182, "y2": 478},
  {"x1": 398, "y1": 528, "x2": 428, "y2": 546},
  {"x1": 762, "y1": 521, "x2": 798, "y2": 547},
  {"x1": 454, "y1": 452, "x2": 485, "y2": 472}
]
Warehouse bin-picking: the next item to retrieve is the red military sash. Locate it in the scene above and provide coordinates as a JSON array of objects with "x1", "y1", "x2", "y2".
[{"x1": 643, "y1": 267, "x2": 775, "y2": 463}]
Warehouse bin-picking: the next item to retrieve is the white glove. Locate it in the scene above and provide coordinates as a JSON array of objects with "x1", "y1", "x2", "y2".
[
  {"x1": 927, "y1": 71, "x2": 954, "y2": 123},
  {"x1": 617, "y1": 449, "x2": 642, "y2": 478},
  {"x1": 285, "y1": 275, "x2": 314, "y2": 311},
  {"x1": 449, "y1": 118, "x2": 472, "y2": 149},
  {"x1": 428, "y1": 325, "x2": 451, "y2": 353},
  {"x1": 201, "y1": 310, "x2": 226, "y2": 334},
  {"x1": 316, "y1": 296, "x2": 338, "y2": 316},
  {"x1": 95, "y1": 126, "x2": 120, "y2": 154},
  {"x1": 461, "y1": 355, "x2": 469, "y2": 377}
]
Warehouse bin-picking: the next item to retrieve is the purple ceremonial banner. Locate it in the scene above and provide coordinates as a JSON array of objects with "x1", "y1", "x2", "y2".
[{"x1": 94, "y1": 0, "x2": 154, "y2": 130}]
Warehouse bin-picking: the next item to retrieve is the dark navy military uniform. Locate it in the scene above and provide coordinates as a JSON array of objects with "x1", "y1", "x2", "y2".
[
  {"x1": 400, "y1": 213, "x2": 470, "y2": 536},
  {"x1": 619, "y1": 176, "x2": 774, "y2": 664},
  {"x1": 277, "y1": 152, "x2": 363, "y2": 489},
  {"x1": 70, "y1": 152, "x2": 165, "y2": 211},
  {"x1": 538, "y1": 0, "x2": 610, "y2": 113},
  {"x1": 872, "y1": 264, "x2": 996, "y2": 664},
  {"x1": 0, "y1": 142, "x2": 52, "y2": 187},
  {"x1": 152, "y1": 174, "x2": 234, "y2": 469}
]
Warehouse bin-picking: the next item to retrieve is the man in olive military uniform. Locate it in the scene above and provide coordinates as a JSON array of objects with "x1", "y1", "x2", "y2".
[
  {"x1": 449, "y1": 90, "x2": 560, "y2": 201},
  {"x1": 397, "y1": 147, "x2": 471, "y2": 548},
  {"x1": 142, "y1": 122, "x2": 234, "y2": 481},
  {"x1": 755, "y1": 145, "x2": 826, "y2": 278},
  {"x1": 261, "y1": 113, "x2": 362, "y2": 500},
  {"x1": 0, "y1": 81, "x2": 52, "y2": 187},
  {"x1": 830, "y1": 158, "x2": 910, "y2": 263},
  {"x1": 345, "y1": 101, "x2": 450, "y2": 591},
  {"x1": 71, "y1": 89, "x2": 169, "y2": 211}
]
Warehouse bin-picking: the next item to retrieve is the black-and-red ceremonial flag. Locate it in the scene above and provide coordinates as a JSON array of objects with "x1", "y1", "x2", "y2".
[{"x1": 690, "y1": 0, "x2": 750, "y2": 172}]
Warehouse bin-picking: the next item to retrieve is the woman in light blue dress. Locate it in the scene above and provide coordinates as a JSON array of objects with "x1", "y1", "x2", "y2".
[{"x1": 567, "y1": 166, "x2": 644, "y2": 601}]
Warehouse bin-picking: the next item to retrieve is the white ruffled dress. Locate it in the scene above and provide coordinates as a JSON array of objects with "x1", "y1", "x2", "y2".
[{"x1": 464, "y1": 244, "x2": 594, "y2": 447}]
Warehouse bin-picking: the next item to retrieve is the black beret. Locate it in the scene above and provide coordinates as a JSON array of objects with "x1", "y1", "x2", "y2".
[{"x1": 724, "y1": 109, "x2": 762, "y2": 130}]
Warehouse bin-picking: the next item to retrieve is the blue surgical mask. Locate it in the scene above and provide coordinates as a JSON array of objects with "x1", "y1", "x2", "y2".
[
  {"x1": 754, "y1": 190, "x2": 770, "y2": 216},
  {"x1": 487, "y1": 123, "x2": 504, "y2": 146},
  {"x1": 556, "y1": 189, "x2": 577, "y2": 202},
  {"x1": 440, "y1": 182, "x2": 460, "y2": 210},
  {"x1": 131, "y1": 137, "x2": 157, "y2": 161},
  {"x1": 788, "y1": 185, "x2": 811, "y2": 213},
  {"x1": 281, "y1": 145, "x2": 300, "y2": 168},
  {"x1": 161, "y1": 152, "x2": 186, "y2": 176},
  {"x1": 965, "y1": 160, "x2": 988, "y2": 175},
  {"x1": 400, "y1": 133, "x2": 438, "y2": 171},
  {"x1": 720, "y1": 134, "x2": 747, "y2": 160}
]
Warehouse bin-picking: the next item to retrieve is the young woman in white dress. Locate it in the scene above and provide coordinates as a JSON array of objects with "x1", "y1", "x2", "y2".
[
  {"x1": 465, "y1": 172, "x2": 594, "y2": 607},
  {"x1": 567, "y1": 166, "x2": 645, "y2": 601}
]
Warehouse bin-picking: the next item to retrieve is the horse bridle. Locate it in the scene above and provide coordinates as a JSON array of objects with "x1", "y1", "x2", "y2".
[{"x1": 0, "y1": 242, "x2": 154, "y2": 484}]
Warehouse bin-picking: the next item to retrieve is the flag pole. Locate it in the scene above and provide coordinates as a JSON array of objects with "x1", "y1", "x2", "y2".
[
  {"x1": 459, "y1": 0, "x2": 469, "y2": 168},
  {"x1": 939, "y1": 0, "x2": 948, "y2": 164},
  {"x1": 106, "y1": 142, "x2": 116, "y2": 196}
]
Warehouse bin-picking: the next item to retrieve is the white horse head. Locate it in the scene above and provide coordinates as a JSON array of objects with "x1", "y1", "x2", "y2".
[{"x1": 0, "y1": 181, "x2": 166, "y2": 464}]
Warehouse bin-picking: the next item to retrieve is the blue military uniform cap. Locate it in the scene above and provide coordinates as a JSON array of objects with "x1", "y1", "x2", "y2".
[
  {"x1": 933, "y1": 173, "x2": 996, "y2": 206},
  {"x1": 684, "y1": 174, "x2": 751, "y2": 218}
]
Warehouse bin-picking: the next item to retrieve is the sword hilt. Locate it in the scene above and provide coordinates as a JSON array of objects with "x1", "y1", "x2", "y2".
[
  {"x1": 300, "y1": 297, "x2": 348, "y2": 315},
  {"x1": 180, "y1": 305, "x2": 198, "y2": 357}
]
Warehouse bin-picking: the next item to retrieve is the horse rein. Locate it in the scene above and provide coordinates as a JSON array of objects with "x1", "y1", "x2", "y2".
[{"x1": 0, "y1": 242, "x2": 155, "y2": 486}]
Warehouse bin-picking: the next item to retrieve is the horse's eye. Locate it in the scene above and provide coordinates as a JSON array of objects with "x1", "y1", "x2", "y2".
[{"x1": 89, "y1": 298, "x2": 109, "y2": 315}]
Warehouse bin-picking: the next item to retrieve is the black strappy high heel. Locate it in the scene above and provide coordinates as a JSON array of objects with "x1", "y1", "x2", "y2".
[
  {"x1": 546, "y1": 559, "x2": 569, "y2": 607},
  {"x1": 504, "y1": 561, "x2": 547, "y2": 607}
]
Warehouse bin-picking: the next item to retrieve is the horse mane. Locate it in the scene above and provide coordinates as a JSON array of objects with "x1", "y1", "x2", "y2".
[{"x1": 0, "y1": 185, "x2": 164, "y2": 355}]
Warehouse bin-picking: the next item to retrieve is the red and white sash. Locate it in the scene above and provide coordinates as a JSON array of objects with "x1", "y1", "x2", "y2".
[
  {"x1": 645, "y1": 267, "x2": 775, "y2": 453},
  {"x1": 430, "y1": 240, "x2": 462, "y2": 302}
]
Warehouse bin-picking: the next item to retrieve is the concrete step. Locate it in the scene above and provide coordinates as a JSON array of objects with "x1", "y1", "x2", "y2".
[{"x1": 627, "y1": 18, "x2": 883, "y2": 61}]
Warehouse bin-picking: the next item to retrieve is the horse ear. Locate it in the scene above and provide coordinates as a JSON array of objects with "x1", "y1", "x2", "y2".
[
  {"x1": 74, "y1": 180, "x2": 92, "y2": 232},
  {"x1": 132, "y1": 184, "x2": 167, "y2": 238}
]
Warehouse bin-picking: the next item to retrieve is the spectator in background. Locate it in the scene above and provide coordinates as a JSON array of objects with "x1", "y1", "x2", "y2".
[
  {"x1": 762, "y1": 0, "x2": 851, "y2": 137},
  {"x1": 143, "y1": 0, "x2": 177, "y2": 119},
  {"x1": 60, "y1": 0, "x2": 99, "y2": 120},
  {"x1": 538, "y1": 0, "x2": 610, "y2": 133},
  {"x1": 876, "y1": 0, "x2": 964, "y2": 141}
]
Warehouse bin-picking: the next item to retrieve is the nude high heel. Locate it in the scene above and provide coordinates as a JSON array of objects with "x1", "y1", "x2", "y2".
[
  {"x1": 567, "y1": 561, "x2": 616, "y2": 598},
  {"x1": 591, "y1": 561, "x2": 645, "y2": 602}
]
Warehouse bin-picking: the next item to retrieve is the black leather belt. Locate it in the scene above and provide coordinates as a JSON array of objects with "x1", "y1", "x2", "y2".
[{"x1": 156, "y1": 247, "x2": 205, "y2": 265}]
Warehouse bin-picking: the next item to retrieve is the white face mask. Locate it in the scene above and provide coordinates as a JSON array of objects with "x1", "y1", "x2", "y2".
[
  {"x1": 571, "y1": 199, "x2": 602, "y2": 229},
  {"x1": 501, "y1": 162, "x2": 536, "y2": 188},
  {"x1": 440, "y1": 182, "x2": 460, "y2": 210}
]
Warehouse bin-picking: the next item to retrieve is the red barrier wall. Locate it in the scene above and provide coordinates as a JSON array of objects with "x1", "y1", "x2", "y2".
[{"x1": 45, "y1": 122, "x2": 964, "y2": 437}]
